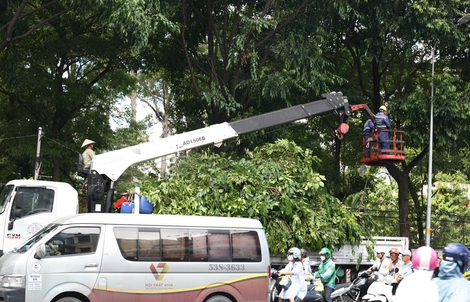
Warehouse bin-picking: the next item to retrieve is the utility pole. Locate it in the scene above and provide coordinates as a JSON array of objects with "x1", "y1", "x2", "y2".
[{"x1": 34, "y1": 127, "x2": 42, "y2": 180}]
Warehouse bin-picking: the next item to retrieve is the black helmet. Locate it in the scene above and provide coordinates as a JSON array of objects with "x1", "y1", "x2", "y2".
[{"x1": 300, "y1": 248, "x2": 308, "y2": 257}]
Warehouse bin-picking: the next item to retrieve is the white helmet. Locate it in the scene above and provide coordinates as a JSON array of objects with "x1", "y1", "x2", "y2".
[{"x1": 375, "y1": 247, "x2": 387, "y2": 254}]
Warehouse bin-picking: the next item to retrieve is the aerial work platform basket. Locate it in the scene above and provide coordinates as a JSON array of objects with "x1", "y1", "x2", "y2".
[{"x1": 361, "y1": 129, "x2": 405, "y2": 166}]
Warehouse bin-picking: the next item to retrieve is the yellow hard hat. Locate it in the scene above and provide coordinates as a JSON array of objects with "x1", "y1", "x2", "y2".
[
  {"x1": 81, "y1": 139, "x2": 96, "y2": 148},
  {"x1": 379, "y1": 105, "x2": 387, "y2": 112}
]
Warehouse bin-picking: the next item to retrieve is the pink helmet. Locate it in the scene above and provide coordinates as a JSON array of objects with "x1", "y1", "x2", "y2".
[{"x1": 412, "y1": 246, "x2": 438, "y2": 270}]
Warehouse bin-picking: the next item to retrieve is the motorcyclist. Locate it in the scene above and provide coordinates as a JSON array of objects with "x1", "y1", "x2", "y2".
[
  {"x1": 300, "y1": 248, "x2": 313, "y2": 280},
  {"x1": 392, "y1": 249, "x2": 413, "y2": 295},
  {"x1": 362, "y1": 247, "x2": 391, "y2": 296},
  {"x1": 433, "y1": 242, "x2": 470, "y2": 302},
  {"x1": 387, "y1": 247, "x2": 403, "y2": 276},
  {"x1": 394, "y1": 246, "x2": 439, "y2": 302},
  {"x1": 367, "y1": 247, "x2": 391, "y2": 275},
  {"x1": 278, "y1": 247, "x2": 307, "y2": 302},
  {"x1": 314, "y1": 247, "x2": 335, "y2": 302}
]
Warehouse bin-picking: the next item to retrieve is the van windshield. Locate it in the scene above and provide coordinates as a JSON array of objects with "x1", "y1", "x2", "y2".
[
  {"x1": 14, "y1": 223, "x2": 59, "y2": 253},
  {"x1": 0, "y1": 185, "x2": 14, "y2": 215}
]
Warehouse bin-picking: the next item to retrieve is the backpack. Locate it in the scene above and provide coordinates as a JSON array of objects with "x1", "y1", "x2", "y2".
[{"x1": 76, "y1": 153, "x2": 88, "y2": 178}]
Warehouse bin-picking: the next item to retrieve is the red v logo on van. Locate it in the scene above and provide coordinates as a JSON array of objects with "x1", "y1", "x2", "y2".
[{"x1": 150, "y1": 263, "x2": 169, "y2": 281}]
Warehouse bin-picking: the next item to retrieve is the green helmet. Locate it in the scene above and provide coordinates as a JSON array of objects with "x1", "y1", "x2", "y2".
[{"x1": 319, "y1": 247, "x2": 332, "y2": 259}]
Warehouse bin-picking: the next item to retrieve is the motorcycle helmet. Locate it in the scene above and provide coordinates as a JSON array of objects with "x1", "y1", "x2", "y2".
[
  {"x1": 300, "y1": 248, "x2": 308, "y2": 257},
  {"x1": 319, "y1": 247, "x2": 332, "y2": 259},
  {"x1": 375, "y1": 247, "x2": 386, "y2": 254},
  {"x1": 412, "y1": 246, "x2": 438, "y2": 271},
  {"x1": 443, "y1": 242, "x2": 469, "y2": 273},
  {"x1": 288, "y1": 247, "x2": 301, "y2": 260}
]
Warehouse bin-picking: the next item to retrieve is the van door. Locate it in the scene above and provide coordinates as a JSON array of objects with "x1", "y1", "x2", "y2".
[{"x1": 25, "y1": 226, "x2": 103, "y2": 301}]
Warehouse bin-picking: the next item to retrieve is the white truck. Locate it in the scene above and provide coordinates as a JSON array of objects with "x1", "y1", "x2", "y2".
[
  {"x1": 0, "y1": 179, "x2": 78, "y2": 257},
  {"x1": 0, "y1": 92, "x2": 389, "y2": 256}
]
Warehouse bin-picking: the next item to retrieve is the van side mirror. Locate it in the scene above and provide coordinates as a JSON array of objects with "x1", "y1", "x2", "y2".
[
  {"x1": 34, "y1": 244, "x2": 46, "y2": 259},
  {"x1": 8, "y1": 208, "x2": 23, "y2": 230}
]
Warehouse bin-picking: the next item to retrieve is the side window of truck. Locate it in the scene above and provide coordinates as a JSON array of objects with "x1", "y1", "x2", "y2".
[
  {"x1": 12, "y1": 187, "x2": 55, "y2": 219},
  {"x1": 45, "y1": 227, "x2": 100, "y2": 256}
]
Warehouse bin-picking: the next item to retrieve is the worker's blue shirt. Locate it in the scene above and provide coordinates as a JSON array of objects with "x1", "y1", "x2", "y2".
[
  {"x1": 375, "y1": 112, "x2": 391, "y2": 130},
  {"x1": 375, "y1": 112, "x2": 391, "y2": 143},
  {"x1": 363, "y1": 119, "x2": 375, "y2": 134}
]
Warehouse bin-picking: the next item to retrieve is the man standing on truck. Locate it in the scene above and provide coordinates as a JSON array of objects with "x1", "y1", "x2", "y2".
[
  {"x1": 314, "y1": 248, "x2": 335, "y2": 302},
  {"x1": 81, "y1": 139, "x2": 96, "y2": 173}
]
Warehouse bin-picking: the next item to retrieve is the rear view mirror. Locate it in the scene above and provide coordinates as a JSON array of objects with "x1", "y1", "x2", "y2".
[{"x1": 34, "y1": 244, "x2": 46, "y2": 259}]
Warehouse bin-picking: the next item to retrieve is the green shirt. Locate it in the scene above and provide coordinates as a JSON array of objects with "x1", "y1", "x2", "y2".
[{"x1": 315, "y1": 258, "x2": 336, "y2": 289}]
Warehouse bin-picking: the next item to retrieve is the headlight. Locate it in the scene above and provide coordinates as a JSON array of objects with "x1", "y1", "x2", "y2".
[{"x1": 1, "y1": 275, "x2": 25, "y2": 288}]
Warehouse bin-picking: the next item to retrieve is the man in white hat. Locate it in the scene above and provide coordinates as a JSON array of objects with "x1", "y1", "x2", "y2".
[{"x1": 81, "y1": 139, "x2": 96, "y2": 172}]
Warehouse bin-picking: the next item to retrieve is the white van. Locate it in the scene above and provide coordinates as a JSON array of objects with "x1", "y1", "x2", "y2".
[{"x1": 0, "y1": 213, "x2": 271, "y2": 302}]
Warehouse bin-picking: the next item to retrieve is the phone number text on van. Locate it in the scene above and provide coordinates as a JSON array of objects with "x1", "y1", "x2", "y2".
[{"x1": 208, "y1": 264, "x2": 246, "y2": 271}]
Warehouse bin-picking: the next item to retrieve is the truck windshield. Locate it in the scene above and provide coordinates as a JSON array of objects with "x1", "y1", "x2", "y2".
[
  {"x1": 15, "y1": 224, "x2": 59, "y2": 253},
  {"x1": 0, "y1": 185, "x2": 14, "y2": 215}
]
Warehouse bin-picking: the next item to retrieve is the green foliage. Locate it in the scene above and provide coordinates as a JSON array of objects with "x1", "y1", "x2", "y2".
[
  {"x1": 141, "y1": 139, "x2": 375, "y2": 255},
  {"x1": 427, "y1": 173, "x2": 470, "y2": 247}
]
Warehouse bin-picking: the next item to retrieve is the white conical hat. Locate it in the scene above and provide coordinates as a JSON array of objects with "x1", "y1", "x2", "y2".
[{"x1": 81, "y1": 139, "x2": 96, "y2": 148}]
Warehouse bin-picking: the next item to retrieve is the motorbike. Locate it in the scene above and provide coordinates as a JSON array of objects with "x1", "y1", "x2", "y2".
[
  {"x1": 270, "y1": 268, "x2": 324, "y2": 302},
  {"x1": 361, "y1": 270, "x2": 398, "y2": 302},
  {"x1": 331, "y1": 270, "x2": 371, "y2": 302}
]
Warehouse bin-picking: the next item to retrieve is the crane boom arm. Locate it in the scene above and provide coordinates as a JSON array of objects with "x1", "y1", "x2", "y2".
[
  {"x1": 91, "y1": 92, "x2": 352, "y2": 182},
  {"x1": 91, "y1": 92, "x2": 351, "y2": 181}
]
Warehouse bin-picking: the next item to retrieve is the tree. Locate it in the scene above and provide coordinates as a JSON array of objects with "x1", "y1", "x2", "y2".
[
  {"x1": 143, "y1": 0, "x2": 339, "y2": 133},
  {"x1": 316, "y1": 0, "x2": 470, "y2": 243},
  {"x1": 0, "y1": 0, "x2": 174, "y2": 182},
  {"x1": 141, "y1": 139, "x2": 376, "y2": 254}
]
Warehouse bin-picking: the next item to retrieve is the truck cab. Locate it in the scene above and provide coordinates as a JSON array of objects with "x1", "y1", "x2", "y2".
[{"x1": 0, "y1": 180, "x2": 78, "y2": 257}]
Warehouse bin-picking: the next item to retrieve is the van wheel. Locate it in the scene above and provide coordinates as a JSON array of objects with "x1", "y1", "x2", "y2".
[
  {"x1": 55, "y1": 297, "x2": 83, "y2": 302},
  {"x1": 205, "y1": 295, "x2": 232, "y2": 302}
]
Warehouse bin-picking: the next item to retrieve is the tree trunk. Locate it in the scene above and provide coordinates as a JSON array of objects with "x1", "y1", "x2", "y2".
[
  {"x1": 409, "y1": 181, "x2": 425, "y2": 246},
  {"x1": 387, "y1": 148, "x2": 428, "y2": 241}
]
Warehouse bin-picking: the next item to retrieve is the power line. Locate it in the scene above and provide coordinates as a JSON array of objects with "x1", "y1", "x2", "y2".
[
  {"x1": 41, "y1": 135, "x2": 80, "y2": 155},
  {"x1": 0, "y1": 134, "x2": 36, "y2": 141}
]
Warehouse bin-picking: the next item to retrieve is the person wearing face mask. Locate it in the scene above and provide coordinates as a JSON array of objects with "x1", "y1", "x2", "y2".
[
  {"x1": 314, "y1": 247, "x2": 336, "y2": 302},
  {"x1": 433, "y1": 242, "x2": 470, "y2": 302},
  {"x1": 278, "y1": 247, "x2": 307, "y2": 302}
]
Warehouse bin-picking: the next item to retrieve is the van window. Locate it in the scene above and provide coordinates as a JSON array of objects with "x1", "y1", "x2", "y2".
[
  {"x1": 114, "y1": 227, "x2": 261, "y2": 262},
  {"x1": 45, "y1": 227, "x2": 100, "y2": 256}
]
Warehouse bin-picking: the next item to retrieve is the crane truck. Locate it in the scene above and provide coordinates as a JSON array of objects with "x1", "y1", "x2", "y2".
[{"x1": 0, "y1": 92, "x2": 405, "y2": 256}]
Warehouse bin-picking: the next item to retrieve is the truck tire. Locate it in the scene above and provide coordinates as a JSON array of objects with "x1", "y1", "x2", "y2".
[{"x1": 205, "y1": 295, "x2": 232, "y2": 302}]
